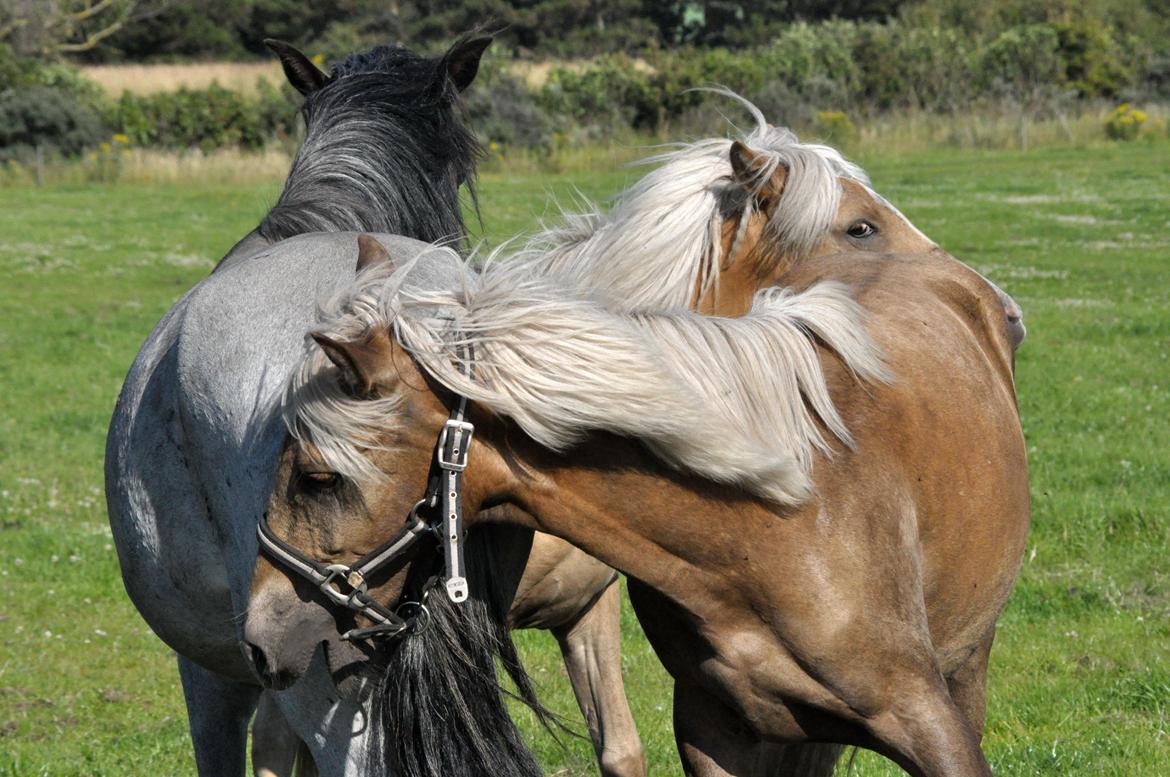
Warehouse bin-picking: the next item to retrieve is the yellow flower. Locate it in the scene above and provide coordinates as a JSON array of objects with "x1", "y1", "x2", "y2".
[
  {"x1": 112, "y1": 133, "x2": 130, "y2": 145},
  {"x1": 489, "y1": 141, "x2": 500, "y2": 152},
  {"x1": 311, "y1": 54, "x2": 326, "y2": 66},
  {"x1": 100, "y1": 142, "x2": 112, "y2": 153}
]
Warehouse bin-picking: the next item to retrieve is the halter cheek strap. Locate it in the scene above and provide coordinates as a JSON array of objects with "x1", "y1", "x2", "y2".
[{"x1": 436, "y1": 394, "x2": 473, "y2": 603}]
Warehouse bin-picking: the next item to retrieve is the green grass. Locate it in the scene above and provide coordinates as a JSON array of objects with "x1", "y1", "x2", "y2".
[{"x1": 1, "y1": 142, "x2": 1167, "y2": 775}]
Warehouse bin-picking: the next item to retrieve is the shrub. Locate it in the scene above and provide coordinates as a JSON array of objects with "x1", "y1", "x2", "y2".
[
  {"x1": 977, "y1": 25, "x2": 1066, "y2": 101},
  {"x1": 0, "y1": 86, "x2": 105, "y2": 160},
  {"x1": 1053, "y1": 20, "x2": 1134, "y2": 98},
  {"x1": 541, "y1": 55, "x2": 661, "y2": 133},
  {"x1": 465, "y1": 67, "x2": 552, "y2": 151},
  {"x1": 813, "y1": 110, "x2": 856, "y2": 145},
  {"x1": 1104, "y1": 103, "x2": 1146, "y2": 140},
  {"x1": 105, "y1": 82, "x2": 299, "y2": 152}
]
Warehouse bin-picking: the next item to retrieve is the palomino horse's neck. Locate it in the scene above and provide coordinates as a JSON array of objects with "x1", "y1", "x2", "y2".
[{"x1": 481, "y1": 430, "x2": 774, "y2": 601}]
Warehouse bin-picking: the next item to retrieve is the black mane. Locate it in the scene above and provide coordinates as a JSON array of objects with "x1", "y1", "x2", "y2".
[
  {"x1": 258, "y1": 43, "x2": 481, "y2": 249},
  {"x1": 368, "y1": 528, "x2": 558, "y2": 777}
]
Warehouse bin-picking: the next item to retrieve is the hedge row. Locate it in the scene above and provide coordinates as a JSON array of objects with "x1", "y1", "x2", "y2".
[{"x1": 3, "y1": 18, "x2": 1169, "y2": 160}]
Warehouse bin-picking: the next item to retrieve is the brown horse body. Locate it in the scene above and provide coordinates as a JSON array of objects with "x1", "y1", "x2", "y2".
[
  {"x1": 246, "y1": 126, "x2": 1029, "y2": 775},
  {"x1": 249, "y1": 248, "x2": 1027, "y2": 776}
]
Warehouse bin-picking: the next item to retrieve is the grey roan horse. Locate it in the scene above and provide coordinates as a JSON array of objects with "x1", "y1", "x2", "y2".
[{"x1": 106, "y1": 36, "x2": 641, "y2": 776}]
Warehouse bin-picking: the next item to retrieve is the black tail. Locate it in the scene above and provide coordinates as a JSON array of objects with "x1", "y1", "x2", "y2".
[{"x1": 368, "y1": 528, "x2": 557, "y2": 777}]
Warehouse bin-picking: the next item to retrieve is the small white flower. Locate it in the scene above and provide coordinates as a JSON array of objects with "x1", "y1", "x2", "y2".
[
  {"x1": 50, "y1": 554, "x2": 59, "y2": 563},
  {"x1": 94, "y1": 628, "x2": 108, "y2": 637},
  {"x1": 43, "y1": 630, "x2": 52, "y2": 638},
  {"x1": 14, "y1": 558, "x2": 24, "y2": 566}
]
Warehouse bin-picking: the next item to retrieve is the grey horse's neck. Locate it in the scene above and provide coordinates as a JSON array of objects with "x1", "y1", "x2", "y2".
[{"x1": 212, "y1": 228, "x2": 269, "y2": 274}]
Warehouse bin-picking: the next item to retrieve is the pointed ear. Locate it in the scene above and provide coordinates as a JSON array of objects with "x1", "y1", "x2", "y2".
[
  {"x1": 356, "y1": 233, "x2": 392, "y2": 273},
  {"x1": 729, "y1": 140, "x2": 787, "y2": 207},
  {"x1": 311, "y1": 330, "x2": 397, "y2": 398},
  {"x1": 265, "y1": 38, "x2": 328, "y2": 96},
  {"x1": 441, "y1": 36, "x2": 492, "y2": 92}
]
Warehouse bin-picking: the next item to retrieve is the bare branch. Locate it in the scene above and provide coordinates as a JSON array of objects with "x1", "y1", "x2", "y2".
[
  {"x1": 54, "y1": 15, "x2": 127, "y2": 52},
  {"x1": 0, "y1": 17, "x2": 30, "y2": 42},
  {"x1": 68, "y1": 0, "x2": 119, "y2": 23}
]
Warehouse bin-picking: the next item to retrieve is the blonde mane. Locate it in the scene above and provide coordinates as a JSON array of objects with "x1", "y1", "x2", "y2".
[
  {"x1": 502, "y1": 91, "x2": 870, "y2": 311},
  {"x1": 285, "y1": 254, "x2": 888, "y2": 505}
]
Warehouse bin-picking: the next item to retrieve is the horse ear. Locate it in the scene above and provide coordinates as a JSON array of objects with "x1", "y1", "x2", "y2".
[
  {"x1": 265, "y1": 39, "x2": 328, "y2": 96},
  {"x1": 356, "y1": 233, "x2": 392, "y2": 273},
  {"x1": 441, "y1": 36, "x2": 492, "y2": 92},
  {"x1": 729, "y1": 140, "x2": 787, "y2": 206},
  {"x1": 311, "y1": 330, "x2": 396, "y2": 398}
]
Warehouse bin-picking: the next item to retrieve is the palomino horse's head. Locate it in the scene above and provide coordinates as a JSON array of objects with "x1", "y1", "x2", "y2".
[{"x1": 514, "y1": 94, "x2": 1023, "y2": 343}]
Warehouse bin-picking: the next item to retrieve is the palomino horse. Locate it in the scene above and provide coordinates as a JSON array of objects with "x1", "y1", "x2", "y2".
[
  {"x1": 244, "y1": 102, "x2": 1024, "y2": 772},
  {"x1": 248, "y1": 241, "x2": 1028, "y2": 776}
]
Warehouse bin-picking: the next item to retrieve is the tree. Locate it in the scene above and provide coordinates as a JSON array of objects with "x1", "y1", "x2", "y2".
[{"x1": 0, "y1": 0, "x2": 172, "y2": 58}]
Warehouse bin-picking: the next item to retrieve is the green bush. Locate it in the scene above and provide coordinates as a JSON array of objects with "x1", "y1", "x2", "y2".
[
  {"x1": 1053, "y1": 20, "x2": 1134, "y2": 97},
  {"x1": 977, "y1": 24, "x2": 1066, "y2": 100},
  {"x1": 465, "y1": 67, "x2": 552, "y2": 151},
  {"x1": 0, "y1": 86, "x2": 105, "y2": 160},
  {"x1": 105, "y1": 82, "x2": 299, "y2": 151},
  {"x1": 541, "y1": 55, "x2": 662, "y2": 133},
  {"x1": 813, "y1": 110, "x2": 857, "y2": 144}
]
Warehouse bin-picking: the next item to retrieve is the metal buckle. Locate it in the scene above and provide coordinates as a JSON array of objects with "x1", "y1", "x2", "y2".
[
  {"x1": 319, "y1": 563, "x2": 368, "y2": 609},
  {"x1": 436, "y1": 419, "x2": 475, "y2": 471}
]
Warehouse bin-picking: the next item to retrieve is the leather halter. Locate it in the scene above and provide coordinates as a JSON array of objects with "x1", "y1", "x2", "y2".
[{"x1": 256, "y1": 347, "x2": 475, "y2": 641}]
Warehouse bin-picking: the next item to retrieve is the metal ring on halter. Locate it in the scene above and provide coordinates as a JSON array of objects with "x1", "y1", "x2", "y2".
[
  {"x1": 319, "y1": 563, "x2": 369, "y2": 609},
  {"x1": 395, "y1": 599, "x2": 431, "y2": 635}
]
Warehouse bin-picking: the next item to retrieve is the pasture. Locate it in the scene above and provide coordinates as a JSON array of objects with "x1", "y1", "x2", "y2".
[{"x1": 0, "y1": 141, "x2": 1167, "y2": 775}]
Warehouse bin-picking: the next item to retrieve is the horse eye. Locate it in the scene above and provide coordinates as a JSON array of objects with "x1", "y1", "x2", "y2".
[
  {"x1": 301, "y1": 471, "x2": 341, "y2": 491},
  {"x1": 847, "y1": 221, "x2": 877, "y2": 239}
]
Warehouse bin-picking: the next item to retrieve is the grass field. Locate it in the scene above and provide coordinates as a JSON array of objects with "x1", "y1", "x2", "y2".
[{"x1": 0, "y1": 141, "x2": 1167, "y2": 776}]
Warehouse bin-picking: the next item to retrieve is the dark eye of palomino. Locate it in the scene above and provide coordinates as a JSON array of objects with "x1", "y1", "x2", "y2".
[
  {"x1": 300, "y1": 471, "x2": 341, "y2": 492},
  {"x1": 847, "y1": 221, "x2": 878, "y2": 239}
]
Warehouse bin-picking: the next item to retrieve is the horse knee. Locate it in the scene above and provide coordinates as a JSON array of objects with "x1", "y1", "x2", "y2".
[{"x1": 600, "y1": 744, "x2": 646, "y2": 777}]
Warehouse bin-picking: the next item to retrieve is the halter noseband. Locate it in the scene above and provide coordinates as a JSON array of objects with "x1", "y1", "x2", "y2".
[{"x1": 256, "y1": 346, "x2": 475, "y2": 641}]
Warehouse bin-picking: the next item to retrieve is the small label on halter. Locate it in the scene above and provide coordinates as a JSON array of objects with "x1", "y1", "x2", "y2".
[{"x1": 445, "y1": 576, "x2": 468, "y2": 603}]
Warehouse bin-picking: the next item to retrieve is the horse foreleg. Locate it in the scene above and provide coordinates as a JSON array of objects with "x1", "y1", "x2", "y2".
[
  {"x1": 177, "y1": 655, "x2": 260, "y2": 777},
  {"x1": 945, "y1": 632, "x2": 996, "y2": 742},
  {"x1": 252, "y1": 690, "x2": 314, "y2": 777},
  {"x1": 673, "y1": 680, "x2": 843, "y2": 777},
  {"x1": 862, "y1": 671, "x2": 993, "y2": 777},
  {"x1": 552, "y1": 579, "x2": 646, "y2": 777}
]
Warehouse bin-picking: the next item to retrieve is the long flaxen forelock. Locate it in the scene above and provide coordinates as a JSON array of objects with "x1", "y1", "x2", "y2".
[
  {"x1": 505, "y1": 91, "x2": 869, "y2": 310},
  {"x1": 288, "y1": 253, "x2": 889, "y2": 505},
  {"x1": 258, "y1": 43, "x2": 481, "y2": 248}
]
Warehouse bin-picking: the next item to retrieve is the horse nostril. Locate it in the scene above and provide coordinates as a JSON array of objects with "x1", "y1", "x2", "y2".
[{"x1": 246, "y1": 641, "x2": 271, "y2": 682}]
